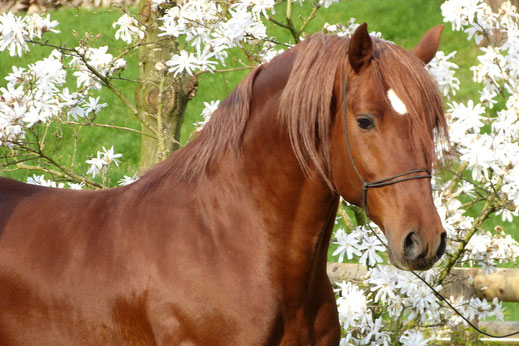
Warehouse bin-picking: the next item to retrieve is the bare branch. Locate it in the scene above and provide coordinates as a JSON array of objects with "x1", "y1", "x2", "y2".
[
  {"x1": 195, "y1": 65, "x2": 255, "y2": 76},
  {"x1": 63, "y1": 121, "x2": 156, "y2": 138}
]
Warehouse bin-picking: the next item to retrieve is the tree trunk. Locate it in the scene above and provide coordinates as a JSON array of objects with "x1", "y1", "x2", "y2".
[
  {"x1": 136, "y1": 0, "x2": 197, "y2": 171},
  {"x1": 481, "y1": 0, "x2": 519, "y2": 46}
]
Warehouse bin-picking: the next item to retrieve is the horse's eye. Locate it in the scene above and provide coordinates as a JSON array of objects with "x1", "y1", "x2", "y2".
[{"x1": 356, "y1": 116, "x2": 375, "y2": 130}]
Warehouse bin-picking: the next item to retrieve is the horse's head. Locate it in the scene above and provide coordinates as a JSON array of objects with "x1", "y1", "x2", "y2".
[{"x1": 330, "y1": 24, "x2": 448, "y2": 270}]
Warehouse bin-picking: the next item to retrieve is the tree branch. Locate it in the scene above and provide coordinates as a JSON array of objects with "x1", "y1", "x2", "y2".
[
  {"x1": 299, "y1": 2, "x2": 321, "y2": 33},
  {"x1": 438, "y1": 177, "x2": 503, "y2": 285},
  {"x1": 63, "y1": 121, "x2": 156, "y2": 138},
  {"x1": 16, "y1": 144, "x2": 104, "y2": 189}
]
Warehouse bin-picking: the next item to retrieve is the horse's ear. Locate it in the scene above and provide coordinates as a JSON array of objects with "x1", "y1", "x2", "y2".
[
  {"x1": 348, "y1": 23, "x2": 373, "y2": 74},
  {"x1": 411, "y1": 25, "x2": 444, "y2": 64}
]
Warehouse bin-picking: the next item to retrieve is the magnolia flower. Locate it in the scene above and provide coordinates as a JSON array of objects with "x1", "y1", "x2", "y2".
[
  {"x1": 360, "y1": 318, "x2": 390, "y2": 345},
  {"x1": 85, "y1": 146, "x2": 122, "y2": 178},
  {"x1": 0, "y1": 12, "x2": 29, "y2": 57},
  {"x1": 335, "y1": 281, "x2": 371, "y2": 330},
  {"x1": 427, "y1": 51, "x2": 460, "y2": 97},
  {"x1": 194, "y1": 100, "x2": 220, "y2": 130},
  {"x1": 400, "y1": 330, "x2": 430, "y2": 346},
  {"x1": 25, "y1": 13, "x2": 59, "y2": 39},
  {"x1": 234, "y1": 0, "x2": 276, "y2": 17},
  {"x1": 113, "y1": 14, "x2": 145, "y2": 44},
  {"x1": 86, "y1": 152, "x2": 105, "y2": 178},
  {"x1": 491, "y1": 297, "x2": 505, "y2": 321},
  {"x1": 367, "y1": 266, "x2": 397, "y2": 304},
  {"x1": 496, "y1": 208, "x2": 518, "y2": 222},
  {"x1": 407, "y1": 284, "x2": 440, "y2": 319},
  {"x1": 319, "y1": 0, "x2": 339, "y2": 9},
  {"x1": 332, "y1": 228, "x2": 362, "y2": 262},
  {"x1": 83, "y1": 97, "x2": 107, "y2": 114},
  {"x1": 119, "y1": 173, "x2": 139, "y2": 186},
  {"x1": 68, "y1": 182, "x2": 85, "y2": 190},
  {"x1": 27, "y1": 174, "x2": 64, "y2": 188},
  {"x1": 151, "y1": 0, "x2": 167, "y2": 10},
  {"x1": 358, "y1": 235, "x2": 385, "y2": 267},
  {"x1": 448, "y1": 100, "x2": 486, "y2": 135},
  {"x1": 72, "y1": 46, "x2": 126, "y2": 89},
  {"x1": 458, "y1": 134, "x2": 495, "y2": 181},
  {"x1": 441, "y1": 0, "x2": 488, "y2": 31},
  {"x1": 194, "y1": 46, "x2": 218, "y2": 73},
  {"x1": 166, "y1": 50, "x2": 199, "y2": 76},
  {"x1": 100, "y1": 146, "x2": 122, "y2": 166}
]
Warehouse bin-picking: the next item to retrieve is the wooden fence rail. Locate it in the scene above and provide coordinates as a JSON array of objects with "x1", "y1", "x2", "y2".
[
  {"x1": 327, "y1": 262, "x2": 519, "y2": 302},
  {"x1": 327, "y1": 262, "x2": 519, "y2": 343}
]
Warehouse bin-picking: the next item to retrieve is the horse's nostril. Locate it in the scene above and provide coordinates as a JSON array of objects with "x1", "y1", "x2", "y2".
[
  {"x1": 437, "y1": 232, "x2": 447, "y2": 258},
  {"x1": 404, "y1": 232, "x2": 415, "y2": 249},
  {"x1": 403, "y1": 232, "x2": 424, "y2": 261}
]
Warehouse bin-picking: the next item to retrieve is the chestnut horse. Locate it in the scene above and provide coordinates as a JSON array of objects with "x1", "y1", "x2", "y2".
[{"x1": 0, "y1": 24, "x2": 447, "y2": 345}]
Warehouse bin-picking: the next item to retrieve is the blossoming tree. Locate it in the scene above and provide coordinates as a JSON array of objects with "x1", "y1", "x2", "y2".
[{"x1": 1, "y1": 0, "x2": 519, "y2": 344}]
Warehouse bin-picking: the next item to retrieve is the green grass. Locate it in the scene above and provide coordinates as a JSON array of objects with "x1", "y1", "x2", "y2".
[
  {"x1": 0, "y1": 0, "x2": 479, "y2": 182},
  {"x1": 1, "y1": 0, "x2": 518, "y2": 326}
]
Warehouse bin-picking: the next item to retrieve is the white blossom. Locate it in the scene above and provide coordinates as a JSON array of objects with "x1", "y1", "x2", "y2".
[
  {"x1": 166, "y1": 50, "x2": 199, "y2": 76},
  {"x1": 335, "y1": 281, "x2": 371, "y2": 330},
  {"x1": 85, "y1": 152, "x2": 105, "y2": 178},
  {"x1": 83, "y1": 97, "x2": 107, "y2": 114},
  {"x1": 358, "y1": 234, "x2": 385, "y2": 267},
  {"x1": 85, "y1": 146, "x2": 122, "y2": 178},
  {"x1": 427, "y1": 51, "x2": 460, "y2": 97},
  {"x1": 319, "y1": 0, "x2": 339, "y2": 9},
  {"x1": 71, "y1": 46, "x2": 126, "y2": 89},
  {"x1": 113, "y1": 14, "x2": 145, "y2": 44},
  {"x1": 195, "y1": 99, "x2": 220, "y2": 130},
  {"x1": 27, "y1": 174, "x2": 64, "y2": 188},
  {"x1": 0, "y1": 12, "x2": 29, "y2": 57},
  {"x1": 100, "y1": 146, "x2": 122, "y2": 166},
  {"x1": 119, "y1": 173, "x2": 139, "y2": 186},
  {"x1": 25, "y1": 13, "x2": 59, "y2": 39},
  {"x1": 441, "y1": 0, "x2": 488, "y2": 31},
  {"x1": 68, "y1": 182, "x2": 85, "y2": 190},
  {"x1": 400, "y1": 330, "x2": 429, "y2": 346},
  {"x1": 332, "y1": 228, "x2": 362, "y2": 262}
]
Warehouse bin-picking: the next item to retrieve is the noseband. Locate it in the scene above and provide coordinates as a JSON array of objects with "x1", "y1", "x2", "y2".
[{"x1": 342, "y1": 76, "x2": 432, "y2": 215}]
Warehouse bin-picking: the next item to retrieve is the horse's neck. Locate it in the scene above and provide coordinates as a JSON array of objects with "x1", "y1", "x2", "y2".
[
  {"x1": 200, "y1": 60, "x2": 339, "y2": 298},
  {"x1": 193, "y1": 131, "x2": 337, "y2": 304}
]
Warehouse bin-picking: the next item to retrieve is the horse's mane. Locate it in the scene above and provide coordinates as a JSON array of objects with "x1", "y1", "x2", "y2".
[
  {"x1": 139, "y1": 64, "x2": 263, "y2": 188},
  {"x1": 140, "y1": 33, "x2": 447, "y2": 189}
]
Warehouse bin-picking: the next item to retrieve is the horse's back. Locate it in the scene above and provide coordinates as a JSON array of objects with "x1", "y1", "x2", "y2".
[{"x1": 0, "y1": 177, "x2": 130, "y2": 344}]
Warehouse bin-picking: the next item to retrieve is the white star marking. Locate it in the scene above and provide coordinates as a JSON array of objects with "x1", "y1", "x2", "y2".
[{"x1": 387, "y1": 89, "x2": 408, "y2": 115}]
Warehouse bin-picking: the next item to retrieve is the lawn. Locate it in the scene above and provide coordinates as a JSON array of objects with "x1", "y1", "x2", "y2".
[{"x1": 0, "y1": 0, "x2": 478, "y2": 182}]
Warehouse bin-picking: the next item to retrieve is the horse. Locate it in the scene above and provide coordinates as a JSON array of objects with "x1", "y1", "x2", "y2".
[{"x1": 0, "y1": 23, "x2": 447, "y2": 345}]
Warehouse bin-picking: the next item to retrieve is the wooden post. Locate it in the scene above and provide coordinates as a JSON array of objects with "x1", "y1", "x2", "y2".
[{"x1": 326, "y1": 263, "x2": 519, "y2": 302}]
